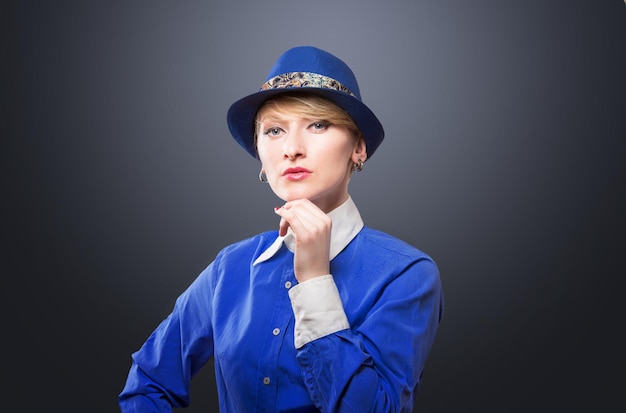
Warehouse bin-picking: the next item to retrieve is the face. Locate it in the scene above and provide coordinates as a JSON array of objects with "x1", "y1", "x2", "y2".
[{"x1": 256, "y1": 106, "x2": 366, "y2": 213}]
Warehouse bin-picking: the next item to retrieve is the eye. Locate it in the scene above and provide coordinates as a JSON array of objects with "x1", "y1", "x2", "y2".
[
  {"x1": 263, "y1": 127, "x2": 283, "y2": 137},
  {"x1": 310, "y1": 121, "x2": 331, "y2": 131}
]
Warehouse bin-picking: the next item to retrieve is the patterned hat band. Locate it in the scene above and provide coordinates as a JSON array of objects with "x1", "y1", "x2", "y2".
[{"x1": 260, "y1": 72, "x2": 357, "y2": 98}]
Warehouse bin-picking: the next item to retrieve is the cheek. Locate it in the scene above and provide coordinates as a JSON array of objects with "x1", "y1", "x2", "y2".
[
  {"x1": 324, "y1": 143, "x2": 356, "y2": 166},
  {"x1": 257, "y1": 144, "x2": 280, "y2": 174},
  {"x1": 256, "y1": 141, "x2": 271, "y2": 162}
]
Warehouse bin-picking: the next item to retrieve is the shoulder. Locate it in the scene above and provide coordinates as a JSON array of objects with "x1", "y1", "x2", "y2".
[
  {"x1": 216, "y1": 230, "x2": 278, "y2": 263},
  {"x1": 336, "y1": 227, "x2": 442, "y2": 304},
  {"x1": 182, "y1": 231, "x2": 279, "y2": 300},
  {"x1": 356, "y1": 226, "x2": 435, "y2": 263},
  {"x1": 348, "y1": 227, "x2": 440, "y2": 285}
]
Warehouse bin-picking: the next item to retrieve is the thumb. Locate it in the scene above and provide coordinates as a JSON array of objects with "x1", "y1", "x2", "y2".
[{"x1": 274, "y1": 207, "x2": 290, "y2": 236}]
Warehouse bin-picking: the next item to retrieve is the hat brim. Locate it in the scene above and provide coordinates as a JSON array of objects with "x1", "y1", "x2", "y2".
[{"x1": 227, "y1": 87, "x2": 384, "y2": 160}]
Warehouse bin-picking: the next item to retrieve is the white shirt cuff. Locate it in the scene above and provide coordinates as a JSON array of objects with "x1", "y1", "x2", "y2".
[{"x1": 288, "y1": 274, "x2": 350, "y2": 349}]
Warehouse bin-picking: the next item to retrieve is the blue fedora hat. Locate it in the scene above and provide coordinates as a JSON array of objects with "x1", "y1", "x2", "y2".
[{"x1": 227, "y1": 46, "x2": 384, "y2": 159}]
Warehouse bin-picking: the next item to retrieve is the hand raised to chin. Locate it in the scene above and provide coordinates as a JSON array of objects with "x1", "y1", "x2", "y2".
[{"x1": 274, "y1": 199, "x2": 332, "y2": 283}]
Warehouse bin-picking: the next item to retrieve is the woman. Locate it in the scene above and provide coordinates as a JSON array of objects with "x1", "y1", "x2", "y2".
[{"x1": 119, "y1": 46, "x2": 444, "y2": 412}]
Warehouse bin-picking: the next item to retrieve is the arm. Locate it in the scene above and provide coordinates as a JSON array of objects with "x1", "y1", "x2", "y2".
[
  {"x1": 118, "y1": 263, "x2": 216, "y2": 412},
  {"x1": 291, "y1": 258, "x2": 443, "y2": 412},
  {"x1": 276, "y1": 199, "x2": 443, "y2": 411}
]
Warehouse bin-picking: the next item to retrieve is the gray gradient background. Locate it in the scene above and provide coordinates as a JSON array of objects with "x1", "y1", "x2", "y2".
[{"x1": 3, "y1": 1, "x2": 625, "y2": 412}]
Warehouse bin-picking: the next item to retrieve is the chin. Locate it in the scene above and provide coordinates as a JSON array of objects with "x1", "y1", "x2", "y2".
[{"x1": 277, "y1": 187, "x2": 316, "y2": 202}]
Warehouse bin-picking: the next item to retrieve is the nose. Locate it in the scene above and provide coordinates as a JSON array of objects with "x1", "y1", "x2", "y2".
[{"x1": 282, "y1": 130, "x2": 305, "y2": 160}]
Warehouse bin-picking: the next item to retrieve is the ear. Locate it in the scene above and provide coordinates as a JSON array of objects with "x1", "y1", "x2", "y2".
[{"x1": 351, "y1": 138, "x2": 368, "y2": 164}]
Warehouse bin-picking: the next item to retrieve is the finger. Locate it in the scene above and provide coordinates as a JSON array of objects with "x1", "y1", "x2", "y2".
[
  {"x1": 276, "y1": 202, "x2": 330, "y2": 242},
  {"x1": 275, "y1": 205, "x2": 313, "y2": 240},
  {"x1": 274, "y1": 207, "x2": 290, "y2": 236},
  {"x1": 281, "y1": 199, "x2": 329, "y2": 228},
  {"x1": 275, "y1": 205, "x2": 304, "y2": 235},
  {"x1": 274, "y1": 201, "x2": 332, "y2": 281},
  {"x1": 278, "y1": 217, "x2": 289, "y2": 237}
]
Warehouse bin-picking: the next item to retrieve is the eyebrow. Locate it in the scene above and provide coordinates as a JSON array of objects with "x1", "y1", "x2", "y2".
[{"x1": 258, "y1": 114, "x2": 321, "y2": 125}]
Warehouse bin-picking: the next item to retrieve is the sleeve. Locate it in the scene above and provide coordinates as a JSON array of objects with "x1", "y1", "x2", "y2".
[
  {"x1": 118, "y1": 260, "x2": 218, "y2": 412},
  {"x1": 292, "y1": 258, "x2": 443, "y2": 413},
  {"x1": 289, "y1": 274, "x2": 350, "y2": 348}
]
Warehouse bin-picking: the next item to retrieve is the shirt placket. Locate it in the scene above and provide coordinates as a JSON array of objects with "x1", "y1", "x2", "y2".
[{"x1": 255, "y1": 253, "x2": 296, "y2": 412}]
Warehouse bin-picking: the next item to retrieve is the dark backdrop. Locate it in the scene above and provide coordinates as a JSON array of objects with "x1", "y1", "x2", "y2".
[{"x1": 3, "y1": 1, "x2": 625, "y2": 412}]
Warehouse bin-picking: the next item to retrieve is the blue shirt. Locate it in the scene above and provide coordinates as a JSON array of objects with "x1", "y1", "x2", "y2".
[{"x1": 119, "y1": 197, "x2": 444, "y2": 412}]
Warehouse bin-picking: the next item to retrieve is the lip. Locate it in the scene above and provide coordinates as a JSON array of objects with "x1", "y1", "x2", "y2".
[{"x1": 282, "y1": 167, "x2": 312, "y2": 181}]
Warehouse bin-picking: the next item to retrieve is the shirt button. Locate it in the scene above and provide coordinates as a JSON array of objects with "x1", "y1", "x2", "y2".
[
  {"x1": 263, "y1": 377, "x2": 270, "y2": 385},
  {"x1": 272, "y1": 328, "x2": 280, "y2": 336},
  {"x1": 284, "y1": 281, "x2": 292, "y2": 289}
]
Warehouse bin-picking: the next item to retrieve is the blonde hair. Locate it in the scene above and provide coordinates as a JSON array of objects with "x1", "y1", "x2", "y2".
[{"x1": 254, "y1": 93, "x2": 362, "y2": 145}]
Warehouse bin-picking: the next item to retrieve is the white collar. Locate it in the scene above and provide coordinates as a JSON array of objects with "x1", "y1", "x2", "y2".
[{"x1": 253, "y1": 196, "x2": 364, "y2": 266}]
